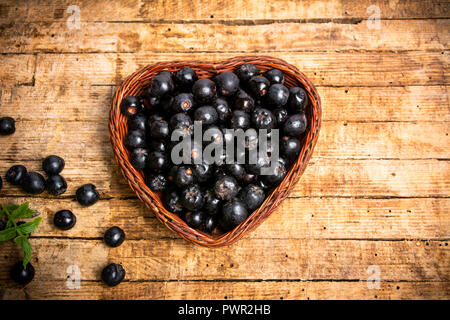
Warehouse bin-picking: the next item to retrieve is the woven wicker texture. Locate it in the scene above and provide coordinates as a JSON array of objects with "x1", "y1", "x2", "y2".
[{"x1": 109, "y1": 56, "x2": 322, "y2": 247}]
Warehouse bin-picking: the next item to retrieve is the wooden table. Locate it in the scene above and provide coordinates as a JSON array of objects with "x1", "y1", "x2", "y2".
[{"x1": 0, "y1": 0, "x2": 448, "y2": 300}]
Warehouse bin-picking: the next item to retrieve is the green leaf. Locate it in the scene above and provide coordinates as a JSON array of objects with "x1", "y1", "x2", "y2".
[
  {"x1": 10, "y1": 203, "x2": 36, "y2": 220},
  {"x1": 14, "y1": 235, "x2": 32, "y2": 268},
  {"x1": 0, "y1": 227, "x2": 18, "y2": 242},
  {"x1": 16, "y1": 217, "x2": 42, "y2": 235}
]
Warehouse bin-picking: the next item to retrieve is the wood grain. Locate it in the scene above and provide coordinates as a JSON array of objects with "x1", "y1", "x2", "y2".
[
  {"x1": 2, "y1": 280, "x2": 448, "y2": 300},
  {"x1": 2, "y1": 85, "x2": 449, "y2": 122},
  {"x1": 1, "y1": 20, "x2": 448, "y2": 53},
  {"x1": 0, "y1": 197, "x2": 447, "y2": 240},
  {"x1": 30, "y1": 52, "x2": 449, "y2": 87},
  {"x1": 0, "y1": 239, "x2": 448, "y2": 281},
  {"x1": 0, "y1": 0, "x2": 447, "y2": 22}
]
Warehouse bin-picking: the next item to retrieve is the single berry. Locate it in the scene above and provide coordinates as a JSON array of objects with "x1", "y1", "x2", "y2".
[
  {"x1": 204, "y1": 190, "x2": 221, "y2": 214},
  {"x1": 222, "y1": 200, "x2": 248, "y2": 230},
  {"x1": 185, "y1": 211, "x2": 206, "y2": 229},
  {"x1": 192, "y1": 163, "x2": 213, "y2": 183},
  {"x1": 46, "y1": 175, "x2": 68, "y2": 196},
  {"x1": 288, "y1": 87, "x2": 308, "y2": 113},
  {"x1": 127, "y1": 114, "x2": 147, "y2": 131},
  {"x1": 167, "y1": 165, "x2": 179, "y2": 183},
  {"x1": 146, "y1": 151, "x2": 168, "y2": 171},
  {"x1": 230, "y1": 110, "x2": 250, "y2": 130},
  {"x1": 181, "y1": 184, "x2": 204, "y2": 211},
  {"x1": 175, "y1": 166, "x2": 195, "y2": 188},
  {"x1": 158, "y1": 70, "x2": 173, "y2": 80},
  {"x1": 248, "y1": 76, "x2": 270, "y2": 98},
  {"x1": 0, "y1": 117, "x2": 15, "y2": 135},
  {"x1": 214, "y1": 175, "x2": 239, "y2": 201},
  {"x1": 120, "y1": 96, "x2": 143, "y2": 116},
  {"x1": 281, "y1": 136, "x2": 301, "y2": 161},
  {"x1": 149, "y1": 74, "x2": 174, "y2": 97},
  {"x1": 21, "y1": 172, "x2": 45, "y2": 194},
  {"x1": 104, "y1": 226, "x2": 126, "y2": 248},
  {"x1": 264, "y1": 69, "x2": 285, "y2": 84},
  {"x1": 170, "y1": 113, "x2": 193, "y2": 138},
  {"x1": 237, "y1": 63, "x2": 260, "y2": 82},
  {"x1": 144, "y1": 94, "x2": 160, "y2": 110},
  {"x1": 213, "y1": 98, "x2": 231, "y2": 122},
  {"x1": 53, "y1": 210, "x2": 76, "y2": 230},
  {"x1": 148, "y1": 140, "x2": 166, "y2": 153},
  {"x1": 214, "y1": 72, "x2": 240, "y2": 96},
  {"x1": 283, "y1": 113, "x2": 307, "y2": 137},
  {"x1": 42, "y1": 155, "x2": 65, "y2": 175},
  {"x1": 171, "y1": 93, "x2": 194, "y2": 113},
  {"x1": 149, "y1": 119, "x2": 170, "y2": 139},
  {"x1": 192, "y1": 78, "x2": 216, "y2": 103},
  {"x1": 203, "y1": 215, "x2": 217, "y2": 233},
  {"x1": 124, "y1": 130, "x2": 146, "y2": 150},
  {"x1": 147, "y1": 113, "x2": 165, "y2": 124},
  {"x1": 175, "y1": 67, "x2": 198, "y2": 90},
  {"x1": 6, "y1": 165, "x2": 27, "y2": 185},
  {"x1": 130, "y1": 148, "x2": 149, "y2": 170},
  {"x1": 242, "y1": 172, "x2": 257, "y2": 185},
  {"x1": 234, "y1": 90, "x2": 255, "y2": 113},
  {"x1": 226, "y1": 163, "x2": 246, "y2": 181},
  {"x1": 194, "y1": 106, "x2": 218, "y2": 125},
  {"x1": 261, "y1": 158, "x2": 287, "y2": 186},
  {"x1": 101, "y1": 263, "x2": 125, "y2": 287},
  {"x1": 76, "y1": 184, "x2": 100, "y2": 206},
  {"x1": 145, "y1": 173, "x2": 167, "y2": 191},
  {"x1": 10, "y1": 261, "x2": 35, "y2": 285},
  {"x1": 266, "y1": 84, "x2": 289, "y2": 107},
  {"x1": 240, "y1": 184, "x2": 265, "y2": 211},
  {"x1": 251, "y1": 108, "x2": 276, "y2": 130},
  {"x1": 163, "y1": 190, "x2": 184, "y2": 214},
  {"x1": 273, "y1": 108, "x2": 289, "y2": 125}
]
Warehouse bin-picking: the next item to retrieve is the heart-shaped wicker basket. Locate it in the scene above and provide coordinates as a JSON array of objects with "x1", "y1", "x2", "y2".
[{"x1": 109, "y1": 56, "x2": 321, "y2": 247}]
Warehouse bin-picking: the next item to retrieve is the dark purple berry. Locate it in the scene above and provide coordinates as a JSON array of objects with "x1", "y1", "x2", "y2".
[
  {"x1": 46, "y1": 174, "x2": 67, "y2": 196},
  {"x1": 192, "y1": 78, "x2": 216, "y2": 103},
  {"x1": 42, "y1": 155, "x2": 65, "y2": 175},
  {"x1": 104, "y1": 226, "x2": 125, "y2": 248},
  {"x1": 6, "y1": 165, "x2": 27, "y2": 185},
  {"x1": 10, "y1": 261, "x2": 35, "y2": 285},
  {"x1": 21, "y1": 172, "x2": 45, "y2": 194},
  {"x1": 53, "y1": 210, "x2": 76, "y2": 230},
  {"x1": 76, "y1": 184, "x2": 100, "y2": 206},
  {"x1": 0, "y1": 117, "x2": 15, "y2": 135},
  {"x1": 101, "y1": 263, "x2": 125, "y2": 287},
  {"x1": 283, "y1": 113, "x2": 307, "y2": 137},
  {"x1": 288, "y1": 87, "x2": 308, "y2": 113}
]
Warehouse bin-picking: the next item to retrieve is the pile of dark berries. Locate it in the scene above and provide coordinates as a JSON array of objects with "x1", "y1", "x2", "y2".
[
  {"x1": 3, "y1": 155, "x2": 68, "y2": 196},
  {"x1": 121, "y1": 64, "x2": 309, "y2": 234}
]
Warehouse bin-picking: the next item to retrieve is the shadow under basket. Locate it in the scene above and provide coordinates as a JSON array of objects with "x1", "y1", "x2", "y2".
[{"x1": 109, "y1": 56, "x2": 322, "y2": 248}]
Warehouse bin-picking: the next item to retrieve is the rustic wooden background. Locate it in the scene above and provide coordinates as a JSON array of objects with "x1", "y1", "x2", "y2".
[{"x1": 0, "y1": 0, "x2": 449, "y2": 300}]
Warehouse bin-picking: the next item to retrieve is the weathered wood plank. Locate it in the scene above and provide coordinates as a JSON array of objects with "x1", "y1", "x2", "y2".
[
  {"x1": 1, "y1": 20, "x2": 448, "y2": 53},
  {"x1": 0, "y1": 120, "x2": 448, "y2": 161},
  {"x1": 1, "y1": 85, "x2": 448, "y2": 122},
  {"x1": 0, "y1": 159, "x2": 448, "y2": 198},
  {"x1": 32, "y1": 52, "x2": 449, "y2": 87},
  {"x1": 1, "y1": 280, "x2": 448, "y2": 300},
  {"x1": 0, "y1": 238, "x2": 448, "y2": 281},
  {"x1": 0, "y1": 54, "x2": 35, "y2": 87},
  {"x1": 0, "y1": 0, "x2": 447, "y2": 22},
  {"x1": 0, "y1": 197, "x2": 447, "y2": 240}
]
